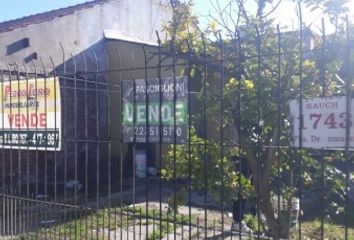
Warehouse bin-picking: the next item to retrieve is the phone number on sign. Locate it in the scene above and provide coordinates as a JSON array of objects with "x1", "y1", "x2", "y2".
[
  {"x1": 0, "y1": 130, "x2": 60, "y2": 148},
  {"x1": 134, "y1": 126, "x2": 183, "y2": 137}
]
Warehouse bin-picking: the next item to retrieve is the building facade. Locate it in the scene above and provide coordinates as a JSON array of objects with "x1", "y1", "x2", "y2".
[{"x1": 0, "y1": 0, "x2": 173, "y2": 195}]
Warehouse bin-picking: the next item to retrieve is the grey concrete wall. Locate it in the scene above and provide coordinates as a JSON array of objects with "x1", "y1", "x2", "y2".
[{"x1": 0, "y1": 0, "x2": 171, "y2": 71}]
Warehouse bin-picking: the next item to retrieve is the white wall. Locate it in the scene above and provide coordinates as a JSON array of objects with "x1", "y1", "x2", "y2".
[{"x1": 0, "y1": 0, "x2": 171, "y2": 69}]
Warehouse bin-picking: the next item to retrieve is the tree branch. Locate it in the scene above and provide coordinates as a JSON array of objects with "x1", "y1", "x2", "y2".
[
  {"x1": 262, "y1": 124, "x2": 279, "y2": 184},
  {"x1": 234, "y1": 0, "x2": 250, "y2": 25},
  {"x1": 209, "y1": 0, "x2": 237, "y2": 39},
  {"x1": 263, "y1": 0, "x2": 282, "y2": 18}
]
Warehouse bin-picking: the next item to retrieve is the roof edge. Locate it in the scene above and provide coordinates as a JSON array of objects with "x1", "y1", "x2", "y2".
[
  {"x1": 0, "y1": 0, "x2": 112, "y2": 33},
  {"x1": 104, "y1": 30, "x2": 158, "y2": 46}
]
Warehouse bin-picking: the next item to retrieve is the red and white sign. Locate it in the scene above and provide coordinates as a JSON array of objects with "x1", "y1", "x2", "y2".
[
  {"x1": 290, "y1": 96, "x2": 354, "y2": 150},
  {"x1": 0, "y1": 77, "x2": 61, "y2": 151}
]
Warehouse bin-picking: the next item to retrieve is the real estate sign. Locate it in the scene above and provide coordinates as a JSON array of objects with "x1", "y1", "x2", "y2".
[
  {"x1": 0, "y1": 77, "x2": 61, "y2": 151},
  {"x1": 290, "y1": 96, "x2": 354, "y2": 150},
  {"x1": 122, "y1": 77, "x2": 188, "y2": 144}
]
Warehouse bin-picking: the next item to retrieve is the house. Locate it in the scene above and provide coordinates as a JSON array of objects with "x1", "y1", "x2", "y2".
[{"x1": 0, "y1": 0, "x2": 173, "y2": 195}]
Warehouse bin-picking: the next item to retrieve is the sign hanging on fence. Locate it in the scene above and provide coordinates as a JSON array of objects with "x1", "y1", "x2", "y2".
[
  {"x1": 290, "y1": 96, "x2": 354, "y2": 150},
  {"x1": 122, "y1": 76, "x2": 188, "y2": 144},
  {"x1": 0, "y1": 77, "x2": 61, "y2": 151}
]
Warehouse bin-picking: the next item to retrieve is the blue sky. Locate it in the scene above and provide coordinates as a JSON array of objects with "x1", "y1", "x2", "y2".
[{"x1": 0, "y1": 0, "x2": 88, "y2": 22}]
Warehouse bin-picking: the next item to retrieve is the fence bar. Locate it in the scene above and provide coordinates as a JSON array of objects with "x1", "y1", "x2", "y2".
[
  {"x1": 298, "y1": 3, "x2": 304, "y2": 240},
  {"x1": 186, "y1": 36, "x2": 193, "y2": 240},
  {"x1": 71, "y1": 53, "x2": 78, "y2": 239},
  {"x1": 61, "y1": 45, "x2": 69, "y2": 240},
  {"x1": 23, "y1": 61, "x2": 29, "y2": 236},
  {"x1": 170, "y1": 38, "x2": 178, "y2": 240},
  {"x1": 155, "y1": 31, "x2": 164, "y2": 240},
  {"x1": 142, "y1": 43, "x2": 150, "y2": 240},
  {"x1": 1, "y1": 66, "x2": 4, "y2": 237},
  {"x1": 255, "y1": 26, "x2": 262, "y2": 239},
  {"x1": 130, "y1": 43, "x2": 137, "y2": 240},
  {"x1": 97, "y1": 50, "x2": 103, "y2": 240},
  {"x1": 0, "y1": 11, "x2": 352, "y2": 240},
  {"x1": 218, "y1": 33, "x2": 226, "y2": 237},
  {"x1": 276, "y1": 24, "x2": 281, "y2": 240},
  {"x1": 80, "y1": 51, "x2": 88, "y2": 240},
  {"x1": 320, "y1": 18, "x2": 326, "y2": 240},
  {"x1": 344, "y1": 16, "x2": 351, "y2": 240},
  {"x1": 235, "y1": 29, "x2": 243, "y2": 238},
  {"x1": 202, "y1": 33, "x2": 209, "y2": 240},
  {"x1": 117, "y1": 45, "x2": 124, "y2": 240}
]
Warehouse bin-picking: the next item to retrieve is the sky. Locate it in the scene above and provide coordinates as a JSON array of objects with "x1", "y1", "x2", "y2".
[
  {"x1": 0, "y1": 0, "x2": 88, "y2": 22},
  {"x1": 193, "y1": 0, "x2": 354, "y2": 32},
  {"x1": 0, "y1": 0, "x2": 353, "y2": 32}
]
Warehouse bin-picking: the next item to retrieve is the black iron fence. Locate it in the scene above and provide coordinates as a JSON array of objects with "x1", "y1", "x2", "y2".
[{"x1": 0, "y1": 14, "x2": 354, "y2": 240}]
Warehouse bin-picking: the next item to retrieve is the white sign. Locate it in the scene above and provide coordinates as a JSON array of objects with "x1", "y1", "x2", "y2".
[
  {"x1": 290, "y1": 96, "x2": 354, "y2": 150},
  {"x1": 0, "y1": 77, "x2": 61, "y2": 151}
]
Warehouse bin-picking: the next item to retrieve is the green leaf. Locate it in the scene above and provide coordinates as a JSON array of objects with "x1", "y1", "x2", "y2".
[
  {"x1": 160, "y1": 168, "x2": 168, "y2": 178},
  {"x1": 190, "y1": 68, "x2": 196, "y2": 77},
  {"x1": 244, "y1": 79, "x2": 255, "y2": 90}
]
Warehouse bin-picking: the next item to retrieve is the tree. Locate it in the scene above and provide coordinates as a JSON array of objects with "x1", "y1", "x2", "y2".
[{"x1": 161, "y1": 0, "x2": 351, "y2": 237}]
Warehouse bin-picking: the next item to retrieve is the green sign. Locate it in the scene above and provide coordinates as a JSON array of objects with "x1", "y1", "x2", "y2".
[{"x1": 122, "y1": 77, "x2": 188, "y2": 143}]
